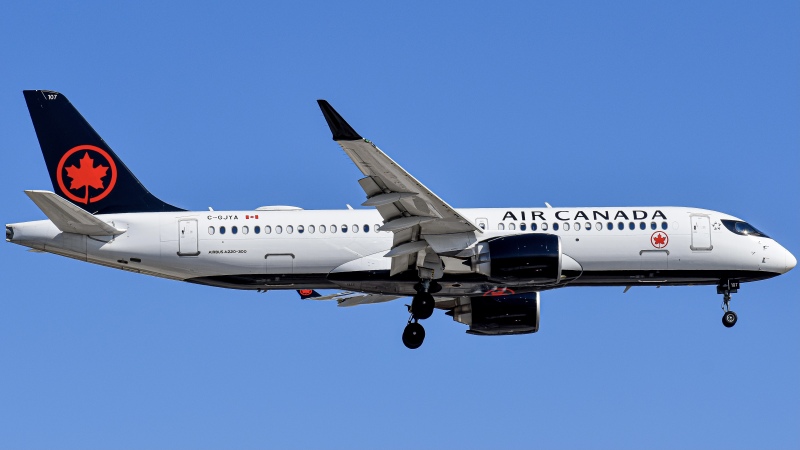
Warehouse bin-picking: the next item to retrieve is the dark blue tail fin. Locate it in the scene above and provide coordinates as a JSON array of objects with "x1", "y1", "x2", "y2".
[{"x1": 23, "y1": 90, "x2": 183, "y2": 214}]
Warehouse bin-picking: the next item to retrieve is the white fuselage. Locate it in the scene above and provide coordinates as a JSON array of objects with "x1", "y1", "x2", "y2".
[{"x1": 7, "y1": 206, "x2": 794, "y2": 296}]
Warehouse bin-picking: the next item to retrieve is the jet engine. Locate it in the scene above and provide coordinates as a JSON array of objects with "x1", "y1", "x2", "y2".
[
  {"x1": 450, "y1": 293, "x2": 540, "y2": 336},
  {"x1": 473, "y1": 234, "x2": 582, "y2": 285}
]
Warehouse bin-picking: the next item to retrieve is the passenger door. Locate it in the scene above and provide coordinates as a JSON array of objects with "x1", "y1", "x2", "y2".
[
  {"x1": 690, "y1": 215, "x2": 712, "y2": 251},
  {"x1": 178, "y1": 219, "x2": 200, "y2": 256}
]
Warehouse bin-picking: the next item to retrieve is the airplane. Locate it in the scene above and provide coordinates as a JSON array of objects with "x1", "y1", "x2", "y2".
[{"x1": 6, "y1": 90, "x2": 796, "y2": 349}]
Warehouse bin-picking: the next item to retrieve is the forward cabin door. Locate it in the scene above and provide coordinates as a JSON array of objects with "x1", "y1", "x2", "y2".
[
  {"x1": 178, "y1": 219, "x2": 200, "y2": 256},
  {"x1": 690, "y1": 215, "x2": 713, "y2": 251}
]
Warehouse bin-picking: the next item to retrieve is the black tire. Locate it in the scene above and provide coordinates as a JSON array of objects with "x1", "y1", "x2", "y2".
[
  {"x1": 402, "y1": 322, "x2": 425, "y2": 349},
  {"x1": 411, "y1": 292, "x2": 435, "y2": 320},
  {"x1": 722, "y1": 310, "x2": 738, "y2": 328}
]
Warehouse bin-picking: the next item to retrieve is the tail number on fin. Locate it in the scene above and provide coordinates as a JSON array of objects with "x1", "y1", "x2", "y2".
[{"x1": 56, "y1": 145, "x2": 118, "y2": 204}]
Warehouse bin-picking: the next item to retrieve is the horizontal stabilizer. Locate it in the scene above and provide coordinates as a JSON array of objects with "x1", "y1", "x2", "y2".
[{"x1": 25, "y1": 190, "x2": 125, "y2": 236}]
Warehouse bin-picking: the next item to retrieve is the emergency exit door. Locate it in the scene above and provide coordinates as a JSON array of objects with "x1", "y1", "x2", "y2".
[
  {"x1": 178, "y1": 219, "x2": 200, "y2": 256},
  {"x1": 690, "y1": 215, "x2": 713, "y2": 251}
]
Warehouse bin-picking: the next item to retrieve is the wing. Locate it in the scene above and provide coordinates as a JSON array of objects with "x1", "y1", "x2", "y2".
[{"x1": 317, "y1": 101, "x2": 481, "y2": 275}]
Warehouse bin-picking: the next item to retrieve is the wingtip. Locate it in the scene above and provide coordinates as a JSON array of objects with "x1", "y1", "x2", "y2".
[{"x1": 317, "y1": 100, "x2": 362, "y2": 141}]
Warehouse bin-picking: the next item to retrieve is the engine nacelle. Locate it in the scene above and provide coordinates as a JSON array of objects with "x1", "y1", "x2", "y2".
[
  {"x1": 451, "y1": 293, "x2": 540, "y2": 336},
  {"x1": 475, "y1": 233, "x2": 562, "y2": 285}
]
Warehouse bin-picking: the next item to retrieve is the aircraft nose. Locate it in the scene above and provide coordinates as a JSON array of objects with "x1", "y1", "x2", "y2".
[{"x1": 786, "y1": 249, "x2": 797, "y2": 273}]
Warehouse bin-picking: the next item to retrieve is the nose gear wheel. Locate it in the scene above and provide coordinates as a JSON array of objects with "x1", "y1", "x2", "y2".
[
  {"x1": 717, "y1": 280, "x2": 739, "y2": 328},
  {"x1": 722, "y1": 310, "x2": 738, "y2": 328}
]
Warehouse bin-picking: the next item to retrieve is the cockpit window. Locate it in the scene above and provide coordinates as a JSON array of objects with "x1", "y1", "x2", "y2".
[{"x1": 721, "y1": 219, "x2": 769, "y2": 238}]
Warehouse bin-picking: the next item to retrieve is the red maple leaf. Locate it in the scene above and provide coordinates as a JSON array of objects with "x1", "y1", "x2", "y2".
[
  {"x1": 65, "y1": 152, "x2": 109, "y2": 204},
  {"x1": 653, "y1": 233, "x2": 666, "y2": 245}
]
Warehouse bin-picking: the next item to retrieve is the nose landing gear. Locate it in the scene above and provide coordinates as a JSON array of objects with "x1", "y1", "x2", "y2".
[{"x1": 718, "y1": 279, "x2": 740, "y2": 328}]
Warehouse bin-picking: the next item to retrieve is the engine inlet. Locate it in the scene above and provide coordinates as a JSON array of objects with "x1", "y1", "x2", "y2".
[{"x1": 5, "y1": 226, "x2": 13, "y2": 241}]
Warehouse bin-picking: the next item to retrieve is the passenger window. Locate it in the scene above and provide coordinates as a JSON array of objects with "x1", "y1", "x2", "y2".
[
  {"x1": 530, "y1": 223, "x2": 537, "y2": 231},
  {"x1": 232, "y1": 226, "x2": 238, "y2": 235},
  {"x1": 520, "y1": 223, "x2": 527, "y2": 231},
  {"x1": 661, "y1": 221, "x2": 668, "y2": 230},
  {"x1": 374, "y1": 224, "x2": 380, "y2": 232},
  {"x1": 509, "y1": 223, "x2": 516, "y2": 231},
  {"x1": 308, "y1": 225, "x2": 315, "y2": 234},
  {"x1": 208, "y1": 226, "x2": 215, "y2": 235},
  {"x1": 320, "y1": 225, "x2": 327, "y2": 233},
  {"x1": 363, "y1": 224, "x2": 370, "y2": 233},
  {"x1": 242, "y1": 226, "x2": 249, "y2": 234},
  {"x1": 639, "y1": 222, "x2": 646, "y2": 230},
  {"x1": 498, "y1": 223, "x2": 505, "y2": 230},
  {"x1": 254, "y1": 225, "x2": 261, "y2": 234},
  {"x1": 287, "y1": 225, "x2": 294, "y2": 234},
  {"x1": 650, "y1": 222, "x2": 657, "y2": 230},
  {"x1": 541, "y1": 223, "x2": 548, "y2": 231},
  {"x1": 629, "y1": 222, "x2": 635, "y2": 230},
  {"x1": 297, "y1": 225, "x2": 304, "y2": 234},
  {"x1": 563, "y1": 222, "x2": 570, "y2": 231},
  {"x1": 264, "y1": 226, "x2": 272, "y2": 234},
  {"x1": 331, "y1": 225, "x2": 337, "y2": 233},
  {"x1": 553, "y1": 223, "x2": 559, "y2": 231},
  {"x1": 341, "y1": 224, "x2": 348, "y2": 233},
  {"x1": 220, "y1": 226, "x2": 226, "y2": 235},
  {"x1": 276, "y1": 225, "x2": 283, "y2": 234},
  {"x1": 575, "y1": 222, "x2": 581, "y2": 231},
  {"x1": 479, "y1": 223, "x2": 486, "y2": 230},
  {"x1": 352, "y1": 224, "x2": 358, "y2": 233},
  {"x1": 607, "y1": 222, "x2": 613, "y2": 230},
  {"x1": 585, "y1": 222, "x2": 591, "y2": 230},
  {"x1": 595, "y1": 222, "x2": 602, "y2": 231},
  {"x1": 617, "y1": 222, "x2": 624, "y2": 230}
]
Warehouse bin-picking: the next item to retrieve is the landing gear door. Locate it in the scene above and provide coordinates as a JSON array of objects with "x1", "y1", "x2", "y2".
[
  {"x1": 266, "y1": 253, "x2": 294, "y2": 275},
  {"x1": 178, "y1": 219, "x2": 200, "y2": 256},
  {"x1": 690, "y1": 215, "x2": 712, "y2": 251}
]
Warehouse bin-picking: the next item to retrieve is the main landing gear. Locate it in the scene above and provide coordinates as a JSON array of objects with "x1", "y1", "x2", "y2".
[
  {"x1": 402, "y1": 281, "x2": 437, "y2": 349},
  {"x1": 718, "y1": 279, "x2": 740, "y2": 328}
]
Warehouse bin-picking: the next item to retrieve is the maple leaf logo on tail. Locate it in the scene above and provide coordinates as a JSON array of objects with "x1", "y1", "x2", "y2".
[
  {"x1": 65, "y1": 153, "x2": 109, "y2": 204},
  {"x1": 56, "y1": 145, "x2": 118, "y2": 205}
]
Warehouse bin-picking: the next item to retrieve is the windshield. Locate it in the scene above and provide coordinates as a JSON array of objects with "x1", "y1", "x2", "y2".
[{"x1": 721, "y1": 219, "x2": 770, "y2": 238}]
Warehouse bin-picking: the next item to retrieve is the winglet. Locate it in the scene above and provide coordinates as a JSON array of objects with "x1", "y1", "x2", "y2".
[{"x1": 317, "y1": 100, "x2": 362, "y2": 141}]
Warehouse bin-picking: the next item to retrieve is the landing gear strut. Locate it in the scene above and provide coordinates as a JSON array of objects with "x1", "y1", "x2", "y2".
[
  {"x1": 402, "y1": 279, "x2": 438, "y2": 349},
  {"x1": 718, "y1": 279, "x2": 740, "y2": 328}
]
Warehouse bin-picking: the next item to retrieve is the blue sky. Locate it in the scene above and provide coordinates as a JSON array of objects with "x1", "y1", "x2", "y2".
[{"x1": 1, "y1": 1, "x2": 798, "y2": 449}]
